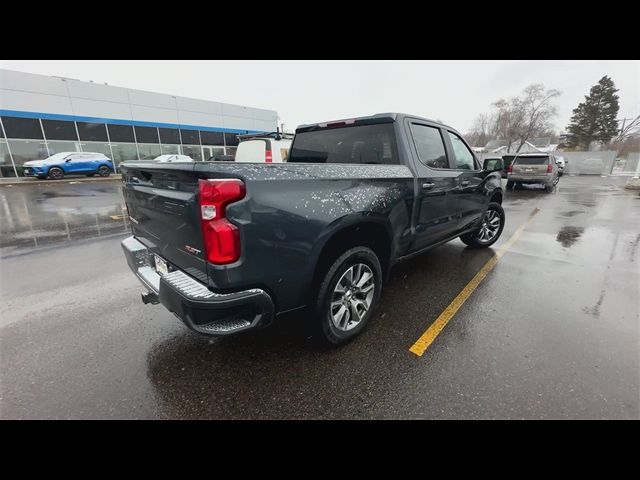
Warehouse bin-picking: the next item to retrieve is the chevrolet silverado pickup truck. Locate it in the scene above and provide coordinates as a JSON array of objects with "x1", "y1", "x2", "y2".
[{"x1": 120, "y1": 113, "x2": 505, "y2": 345}]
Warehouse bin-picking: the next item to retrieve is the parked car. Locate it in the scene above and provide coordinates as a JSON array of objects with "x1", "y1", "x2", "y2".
[
  {"x1": 23, "y1": 152, "x2": 113, "y2": 180},
  {"x1": 555, "y1": 156, "x2": 565, "y2": 176},
  {"x1": 120, "y1": 113, "x2": 505, "y2": 345},
  {"x1": 152, "y1": 154, "x2": 194, "y2": 163},
  {"x1": 501, "y1": 155, "x2": 517, "y2": 179},
  {"x1": 506, "y1": 153, "x2": 560, "y2": 192},
  {"x1": 234, "y1": 131, "x2": 294, "y2": 163}
]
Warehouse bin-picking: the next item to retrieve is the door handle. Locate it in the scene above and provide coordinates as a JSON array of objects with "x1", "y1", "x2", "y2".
[
  {"x1": 422, "y1": 183, "x2": 435, "y2": 190},
  {"x1": 460, "y1": 180, "x2": 470, "y2": 186}
]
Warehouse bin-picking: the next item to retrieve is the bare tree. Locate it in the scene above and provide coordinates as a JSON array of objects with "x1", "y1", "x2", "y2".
[
  {"x1": 471, "y1": 84, "x2": 561, "y2": 153},
  {"x1": 490, "y1": 98, "x2": 526, "y2": 152},
  {"x1": 614, "y1": 115, "x2": 640, "y2": 143},
  {"x1": 467, "y1": 113, "x2": 492, "y2": 147},
  {"x1": 514, "y1": 84, "x2": 561, "y2": 152}
]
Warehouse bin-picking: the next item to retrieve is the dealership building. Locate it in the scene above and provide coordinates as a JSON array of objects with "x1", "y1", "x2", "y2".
[{"x1": 0, "y1": 68, "x2": 277, "y2": 177}]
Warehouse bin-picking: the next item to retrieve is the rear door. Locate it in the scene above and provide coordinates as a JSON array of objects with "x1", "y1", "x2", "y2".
[
  {"x1": 120, "y1": 162, "x2": 210, "y2": 283},
  {"x1": 405, "y1": 120, "x2": 460, "y2": 250},
  {"x1": 443, "y1": 130, "x2": 487, "y2": 231},
  {"x1": 235, "y1": 140, "x2": 267, "y2": 163}
]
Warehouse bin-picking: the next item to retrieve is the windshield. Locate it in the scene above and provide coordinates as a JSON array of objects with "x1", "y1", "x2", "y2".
[
  {"x1": 288, "y1": 123, "x2": 399, "y2": 165},
  {"x1": 514, "y1": 156, "x2": 549, "y2": 165},
  {"x1": 43, "y1": 153, "x2": 71, "y2": 161}
]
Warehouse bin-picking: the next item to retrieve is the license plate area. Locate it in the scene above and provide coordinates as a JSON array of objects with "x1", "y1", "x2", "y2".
[{"x1": 154, "y1": 255, "x2": 169, "y2": 276}]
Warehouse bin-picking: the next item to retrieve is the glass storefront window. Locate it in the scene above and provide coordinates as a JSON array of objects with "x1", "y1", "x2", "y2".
[
  {"x1": 1, "y1": 117, "x2": 44, "y2": 139},
  {"x1": 47, "y1": 141, "x2": 81, "y2": 156},
  {"x1": 108, "y1": 124, "x2": 135, "y2": 143},
  {"x1": 0, "y1": 140, "x2": 16, "y2": 177},
  {"x1": 201, "y1": 131, "x2": 224, "y2": 145},
  {"x1": 201, "y1": 146, "x2": 225, "y2": 161},
  {"x1": 110, "y1": 143, "x2": 139, "y2": 166},
  {"x1": 159, "y1": 128, "x2": 180, "y2": 144},
  {"x1": 80, "y1": 142, "x2": 112, "y2": 159},
  {"x1": 224, "y1": 132, "x2": 239, "y2": 147},
  {"x1": 42, "y1": 120, "x2": 79, "y2": 141},
  {"x1": 8, "y1": 139, "x2": 49, "y2": 165},
  {"x1": 137, "y1": 143, "x2": 161, "y2": 160},
  {"x1": 160, "y1": 144, "x2": 181, "y2": 155},
  {"x1": 77, "y1": 122, "x2": 108, "y2": 142},
  {"x1": 181, "y1": 145, "x2": 202, "y2": 161},
  {"x1": 135, "y1": 126, "x2": 159, "y2": 144}
]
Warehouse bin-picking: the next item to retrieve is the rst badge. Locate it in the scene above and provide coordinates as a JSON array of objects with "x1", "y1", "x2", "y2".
[{"x1": 184, "y1": 245, "x2": 201, "y2": 255}]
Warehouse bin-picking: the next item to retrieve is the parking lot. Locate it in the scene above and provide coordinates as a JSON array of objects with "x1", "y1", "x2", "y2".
[{"x1": 0, "y1": 175, "x2": 638, "y2": 419}]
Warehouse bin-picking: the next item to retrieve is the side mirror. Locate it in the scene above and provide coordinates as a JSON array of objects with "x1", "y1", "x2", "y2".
[{"x1": 483, "y1": 158, "x2": 503, "y2": 172}]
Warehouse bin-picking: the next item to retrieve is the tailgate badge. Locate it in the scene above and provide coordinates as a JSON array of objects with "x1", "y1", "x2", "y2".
[{"x1": 184, "y1": 245, "x2": 201, "y2": 255}]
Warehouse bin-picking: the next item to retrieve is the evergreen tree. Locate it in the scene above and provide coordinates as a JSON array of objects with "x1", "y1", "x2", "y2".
[{"x1": 566, "y1": 76, "x2": 620, "y2": 149}]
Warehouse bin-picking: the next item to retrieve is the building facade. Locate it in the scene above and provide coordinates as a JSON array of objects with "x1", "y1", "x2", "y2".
[{"x1": 0, "y1": 69, "x2": 277, "y2": 177}]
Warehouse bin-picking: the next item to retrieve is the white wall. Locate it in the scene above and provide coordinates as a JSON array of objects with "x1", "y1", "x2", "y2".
[{"x1": 0, "y1": 69, "x2": 277, "y2": 132}]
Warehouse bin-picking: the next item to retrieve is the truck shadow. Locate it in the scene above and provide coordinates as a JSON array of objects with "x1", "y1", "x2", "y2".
[{"x1": 144, "y1": 241, "x2": 496, "y2": 419}]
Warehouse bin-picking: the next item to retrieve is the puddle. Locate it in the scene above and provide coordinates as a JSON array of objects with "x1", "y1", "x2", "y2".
[
  {"x1": 559, "y1": 210, "x2": 584, "y2": 217},
  {"x1": 556, "y1": 226, "x2": 585, "y2": 248}
]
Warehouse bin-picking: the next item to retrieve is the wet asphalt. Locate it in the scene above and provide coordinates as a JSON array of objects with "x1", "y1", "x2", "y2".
[{"x1": 0, "y1": 176, "x2": 638, "y2": 419}]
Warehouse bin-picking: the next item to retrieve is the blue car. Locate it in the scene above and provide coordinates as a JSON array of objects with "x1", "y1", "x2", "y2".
[{"x1": 23, "y1": 152, "x2": 114, "y2": 180}]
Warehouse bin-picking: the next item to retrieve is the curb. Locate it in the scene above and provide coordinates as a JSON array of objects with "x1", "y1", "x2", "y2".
[{"x1": 0, "y1": 175, "x2": 122, "y2": 187}]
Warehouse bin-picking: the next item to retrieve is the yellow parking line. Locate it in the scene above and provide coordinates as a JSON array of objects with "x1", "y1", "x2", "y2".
[
  {"x1": 110, "y1": 214, "x2": 126, "y2": 220},
  {"x1": 408, "y1": 208, "x2": 540, "y2": 357}
]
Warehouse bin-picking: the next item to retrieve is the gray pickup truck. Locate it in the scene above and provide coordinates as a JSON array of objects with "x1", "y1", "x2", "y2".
[{"x1": 120, "y1": 113, "x2": 505, "y2": 345}]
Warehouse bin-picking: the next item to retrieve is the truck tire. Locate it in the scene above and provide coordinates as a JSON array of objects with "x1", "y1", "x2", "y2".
[
  {"x1": 506, "y1": 180, "x2": 514, "y2": 189},
  {"x1": 460, "y1": 202, "x2": 505, "y2": 248},
  {"x1": 313, "y1": 246, "x2": 382, "y2": 346},
  {"x1": 48, "y1": 167, "x2": 64, "y2": 180}
]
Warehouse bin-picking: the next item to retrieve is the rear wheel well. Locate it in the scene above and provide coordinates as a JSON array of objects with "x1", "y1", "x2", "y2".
[{"x1": 310, "y1": 222, "x2": 391, "y2": 302}]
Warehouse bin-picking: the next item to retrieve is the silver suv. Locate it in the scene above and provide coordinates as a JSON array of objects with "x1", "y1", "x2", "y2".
[{"x1": 506, "y1": 153, "x2": 560, "y2": 192}]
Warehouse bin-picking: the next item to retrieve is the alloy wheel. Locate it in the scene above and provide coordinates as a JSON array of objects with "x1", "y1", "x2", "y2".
[{"x1": 330, "y1": 263, "x2": 375, "y2": 331}]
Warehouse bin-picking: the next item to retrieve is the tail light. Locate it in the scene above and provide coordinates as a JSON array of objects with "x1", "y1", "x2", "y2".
[
  {"x1": 507, "y1": 163, "x2": 513, "y2": 173},
  {"x1": 198, "y1": 179, "x2": 246, "y2": 264},
  {"x1": 265, "y1": 150, "x2": 272, "y2": 163},
  {"x1": 547, "y1": 163, "x2": 553, "y2": 173}
]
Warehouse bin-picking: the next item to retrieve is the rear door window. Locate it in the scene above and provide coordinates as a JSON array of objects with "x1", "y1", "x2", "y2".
[
  {"x1": 288, "y1": 123, "x2": 399, "y2": 165},
  {"x1": 409, "y1": 124, "x2": 449, "y2": 169},
  {"x1": 515, "y1": 156, "x2": 549, "y2": 165}
]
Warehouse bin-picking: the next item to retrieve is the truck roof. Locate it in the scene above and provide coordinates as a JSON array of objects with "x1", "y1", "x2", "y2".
[{"x1": 296, "y1": 113, "x2": 457, "y2": 133}]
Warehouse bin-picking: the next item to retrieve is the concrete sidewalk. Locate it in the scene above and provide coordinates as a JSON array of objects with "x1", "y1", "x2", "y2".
[{"x1": 0, "y1": 174, "x2": 122, "y2": 187}]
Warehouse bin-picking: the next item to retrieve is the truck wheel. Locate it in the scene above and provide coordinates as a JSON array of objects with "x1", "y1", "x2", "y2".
[
  {"x1": 506, "y1": 180, "x2": 514, "y2": 189},
  {"x1": 545, "y1": 183, "x2": 554, "y2": 193},
  {"x1": 314, "y1": 246, "x2": 382, "y2": 346},
  {"x1": 98, "y1": 166, "x2": 111, "y2": 177},
  {"x1": 48, "y1": 167, "x2": 64, "y2": 180},
  {"x1": 460, "y1": 202, "x2": 505, "y2": 248}
]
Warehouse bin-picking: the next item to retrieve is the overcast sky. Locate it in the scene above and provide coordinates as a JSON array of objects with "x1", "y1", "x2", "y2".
[{"x1": 2, "y1": 60, "x2": 638, "y2": 134}]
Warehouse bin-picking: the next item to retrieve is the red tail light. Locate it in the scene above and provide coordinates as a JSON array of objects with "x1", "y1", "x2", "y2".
[
  {"x1": 265, "y1": 150, "x2": 272, "y2": 163},
  {"x1": 507, "y1": 163, "x2": 513, "y2": 173},
  {"x1": 547, "y1": 163, "x2": 553, "y2": 173},
  {"x1": 198, "y1": 179, "x2": 246, "y2": 264}
]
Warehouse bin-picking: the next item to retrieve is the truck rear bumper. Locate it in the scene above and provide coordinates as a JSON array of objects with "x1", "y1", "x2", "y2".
[{"x1": 121, "y1": 236, "x2": 274, "y2": 336}]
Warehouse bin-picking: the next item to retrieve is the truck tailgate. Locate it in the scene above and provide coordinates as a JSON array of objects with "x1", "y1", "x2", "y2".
[{"x1": 120, "y1": 162, "x2": 209, "y2": 283}]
